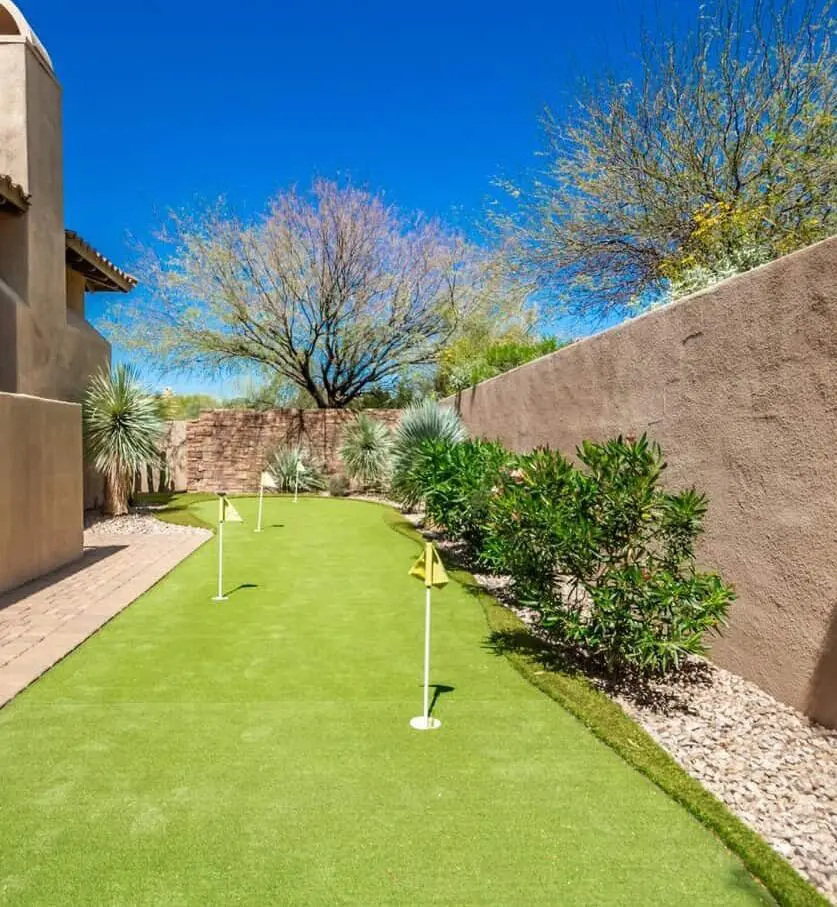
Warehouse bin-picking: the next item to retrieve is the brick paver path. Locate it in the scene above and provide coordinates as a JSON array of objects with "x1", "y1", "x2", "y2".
[{"x1": 0, "y1": 531, "x2": 208, "y2": 708}]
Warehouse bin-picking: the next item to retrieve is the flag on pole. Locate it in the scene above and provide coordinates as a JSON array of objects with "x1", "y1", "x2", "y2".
[
  {"x1": 409, "y1": 542, "x2": 447, "y2": 731},
  {"x1": 260, "y1": 471, "x2": 277, "y2": 489},
  {"x1": 218, "y1": 494, "x2": 243, "y2": 523},
  {"x1": 409, "y1": 542, "x2": 449, "y2": 588}
]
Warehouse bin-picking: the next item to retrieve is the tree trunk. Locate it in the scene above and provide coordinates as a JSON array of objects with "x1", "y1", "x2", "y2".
[{"x1": 104, "y1": 473, "x2": 130, "y2": 516}]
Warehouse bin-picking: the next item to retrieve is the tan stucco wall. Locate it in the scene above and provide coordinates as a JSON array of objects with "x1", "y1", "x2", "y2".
[
  {"x1": 446, "y1": 236, "x2": 837, "y2": 728},
  {"x1": 0, "y1": 391, "x2": 83, "y2": 593},
  {"x1": 0, "y1": 36, "x2": 111, "y2": 403}
]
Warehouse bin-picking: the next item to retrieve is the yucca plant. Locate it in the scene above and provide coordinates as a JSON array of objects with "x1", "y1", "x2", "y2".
[
  {"x1": 390, "y1": 399, "x2": 466, "y2": 507},
  {"x1": 266, "y1": 444, "x2": 325, "y2": 493},
  {"x1": 339, "y1": 414, "x2": 392, "y2": 490},
  {"x1": 83, "y1": 364, "x2": 164, "y2": 516}
]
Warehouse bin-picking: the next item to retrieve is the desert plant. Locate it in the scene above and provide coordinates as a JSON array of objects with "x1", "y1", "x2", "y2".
[
  {"x1": 412, "y1": 438, "x2": 518, "y2": 551},
  {"x1": 484, "y1": 436, "x2": 734, "y2": 674},
  {"x1": 339, "y1": 414, "x2": 392, "y2": 489},
  {"x1": 266, "y1": 444, "x2": 325, "y2": 493},
  {"x1": 390, "y1": 399, "x2": 466, "y2": 507},
  {"x1": 328, "y1": 474, "x2": 351, "y2": 497},
  {"x1": 83, "y1": 364, "x2": 164, "y2": 516}
]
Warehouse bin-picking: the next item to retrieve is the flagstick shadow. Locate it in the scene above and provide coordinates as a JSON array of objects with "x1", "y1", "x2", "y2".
[
  {"x1": 428, "y1": 683, "x2": 455, "y2": 717},
  {"x1": 225, "y1": 583, "x2": 259, "y2": 595}
]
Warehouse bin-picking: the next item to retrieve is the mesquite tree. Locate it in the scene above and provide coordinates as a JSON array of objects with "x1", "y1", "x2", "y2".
[
  {"x1": 497, "y1": 0, "x2": 836, "y2": 315},
  {"x1": 110, "y1": 180, "x2": 525, "y2": 408}
]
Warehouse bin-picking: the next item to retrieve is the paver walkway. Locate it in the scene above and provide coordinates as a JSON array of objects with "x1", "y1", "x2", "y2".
[{"x1": 0, "y1": 529, "x2": 208, "y2": 708}]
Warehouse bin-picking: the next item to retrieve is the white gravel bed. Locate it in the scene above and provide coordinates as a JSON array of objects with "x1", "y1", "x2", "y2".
[
  {"x1": 611, "y1": 665, "x2": 837, "y2": 902},
  {"x1": 84, "y1": 512, "x2": 211, "y2": 539},
  {"x1": 411, "y1": 514, "x2": 837, "y2": 901}
]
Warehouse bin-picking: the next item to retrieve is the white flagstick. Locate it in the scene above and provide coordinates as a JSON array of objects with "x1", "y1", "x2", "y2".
[
  {"x1": 212, "y1": 519, "x2": 228, "y2": 601},
  {"x1": 411, "y1": 583, "x2": 441, "y2": 730},
  {"x1": 294, "y1": 460, "x2": 301, "y2": 503},
  {"x1": 256, "y1": 482, "x2": 264, "y2": 532}
]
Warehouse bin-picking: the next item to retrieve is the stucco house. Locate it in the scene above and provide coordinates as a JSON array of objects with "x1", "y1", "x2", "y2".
[{"x1": 0, "y1": 0, "x2": 135, "y2": 592}]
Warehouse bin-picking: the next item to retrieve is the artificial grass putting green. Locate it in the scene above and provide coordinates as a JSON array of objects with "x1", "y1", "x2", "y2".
[{"x1": 0, "y1": 498, "x2": 775, "y2": 905}]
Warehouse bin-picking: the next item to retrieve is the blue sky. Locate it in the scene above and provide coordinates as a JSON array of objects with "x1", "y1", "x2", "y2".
[{"x1": 25, "y1": 0, "x2": 697, "y2": 394}]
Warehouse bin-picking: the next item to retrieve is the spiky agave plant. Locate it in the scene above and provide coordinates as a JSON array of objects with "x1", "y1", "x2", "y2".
[
  {"x1": 339, "y1": 414, "x2": 392, "y2": 490},
  {"x1": 83, "y1": 364, "x2": 164, "y2": 516},
  {"x1": 390, "y1": 399, "x2": 466, "y2": 507},
  {"x1": 266, "y1": 444, "x2": 325, "y2": 493}
]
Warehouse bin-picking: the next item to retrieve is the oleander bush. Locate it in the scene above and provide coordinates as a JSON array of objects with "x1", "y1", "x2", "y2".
[
  {"x1": 408, "y1": 431, "x2": 733, "y2": 675},
  {"x1": 390, "y1": 399, "x2": 466, "y2": 507},
  {"x1": 409, "y1": 438, "x2": 518, "y2": 551}
]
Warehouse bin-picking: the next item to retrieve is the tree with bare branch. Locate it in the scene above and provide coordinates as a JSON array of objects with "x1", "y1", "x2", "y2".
[
  {"x1": 108, "y1": 180, "x2": 526, "y2": 408},
  {"x1": 496, "y1": 0, "x2": 836, "y2": 315}
]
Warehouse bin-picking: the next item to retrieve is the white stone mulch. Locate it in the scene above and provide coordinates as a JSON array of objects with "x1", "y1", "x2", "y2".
[
  {"x1": 83, "y1": 511, "x2": 211, "y2": 539},
  {"x1": 410, "y1": 516, "x2": 837, "y2": 902}
]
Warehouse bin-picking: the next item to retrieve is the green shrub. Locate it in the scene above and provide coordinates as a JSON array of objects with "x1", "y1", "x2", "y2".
[
  {"x1": 391, "y1": 399, "x2": 466, "y2": 507},
  {"x1": 266, "y1": 444, "x2": 325, "y2": 493},
  {"x1": 328, "y1": 473, "x2": 351, "y2": 497},
  {"x1": 412, "y1": 438, "x2": 518, "y2": 551},
  {"x1": 483, "y1": 435, "x2": 733, "y2": 674},
  {"x1": 339, "y1": 414, "x2": 392, "y2": 489}
]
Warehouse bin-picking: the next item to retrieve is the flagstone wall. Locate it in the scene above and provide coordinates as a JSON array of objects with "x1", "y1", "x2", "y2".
[
  {"x1": 183, "y1": 409, "x2": 402, "y2": 494},
  {"x1": 444, "y1": 235, "x2": 837, "y2": 728}
]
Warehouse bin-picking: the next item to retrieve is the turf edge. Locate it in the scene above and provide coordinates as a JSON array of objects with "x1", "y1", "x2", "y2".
[{"x1": 383, "y1": 508, "x2": 827, "y2": 907}]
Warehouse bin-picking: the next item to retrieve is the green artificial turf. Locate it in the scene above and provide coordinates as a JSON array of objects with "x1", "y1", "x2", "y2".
[{"x1": 0, "y1": 498, "x2": 778, "y2": 905}]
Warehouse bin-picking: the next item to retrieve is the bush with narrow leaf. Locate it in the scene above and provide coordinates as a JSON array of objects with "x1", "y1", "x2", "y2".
[
  {"x1": 408, "y1": 438, "x2": 518, "y2": 551},
  {"x1": 83, "y1": 365, "x2": 164, "y2": 516},
  {"x1": 407, "y1": 430, "x2": 733, "y2": 676},
  {"x1": 266, "y1": 444, "x2": 325, "y2": 493},
  {"x1": 390, "y1": 399, "x2": 466, "y2": 507},
  {"x1": 339, "y1": 414, "x2": 392, "y2": 490},
  {"x1": 485, "y1": 435, "x2": 733, "y2": 673}
]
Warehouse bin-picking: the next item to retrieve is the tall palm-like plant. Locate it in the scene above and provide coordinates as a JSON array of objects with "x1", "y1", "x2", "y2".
[
  {"x1": 339, "y1": 414, "x2": 392, "y2": 490},
  {"x1": 391, "y1": 399, "x2": 466, "y2": 506},
  {"x1": 83, "y1": 365, "x2": 164, "y2": 516}
]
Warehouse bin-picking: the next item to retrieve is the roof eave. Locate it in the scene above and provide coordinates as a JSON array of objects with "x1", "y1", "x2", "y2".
[
  {"x1": 0, "y1": 174, "x2": 30, "y2": 214},
  {"x1": 65, "y1": 230, "x2": 137, "y2": 293}
]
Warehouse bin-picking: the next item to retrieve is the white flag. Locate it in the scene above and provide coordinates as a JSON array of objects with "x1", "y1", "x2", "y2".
[{"x1": 260, "y1": 471, "x2": 277, "y2": 489}]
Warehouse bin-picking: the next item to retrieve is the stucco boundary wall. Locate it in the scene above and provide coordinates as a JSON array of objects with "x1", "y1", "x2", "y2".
[
  {"x1": 185, "y1": 408, "x2": 402, "y2": 494},
  {"x1": 445, "y1": 236, "x2": 837, "y2": 728},
  {"x1": 0, "y1": 392, "x2": 83, "y2": 594}
]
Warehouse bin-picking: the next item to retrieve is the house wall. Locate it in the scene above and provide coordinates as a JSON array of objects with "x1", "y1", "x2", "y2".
[
  {"x1": 0, "y1": 391, "x2": 83, "y2": 593},
  {"x1": 185, "y1": 409, "x2": 402, "y2": 493},
  {"x1": 0, "y1": 33, "x2": 110, "y2": 404},
  {"x1": 445, "y1": 236, "x2": 837, "y2": 728}
]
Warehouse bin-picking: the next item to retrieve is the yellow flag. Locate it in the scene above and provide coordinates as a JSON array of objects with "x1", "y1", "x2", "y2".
[
  {"x1": 218, "y1": 494, "x2": 243, "y2": 523},
  {"x1": 409, "y1": 542, "x2": 449, "y2": 588}
]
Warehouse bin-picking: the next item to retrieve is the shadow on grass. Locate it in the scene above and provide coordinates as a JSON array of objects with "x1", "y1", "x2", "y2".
[
  {"x1": 428, "y1": 683, "x2": 455, "y2": 717},
  {"x1": 227, "y1": 583, "x2": 258, "y2": 595}
]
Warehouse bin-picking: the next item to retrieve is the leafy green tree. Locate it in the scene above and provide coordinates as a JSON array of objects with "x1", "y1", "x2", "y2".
[
  {"x1": 83, "y1": 365, "x2": 164, "y2": 516},
  {"x1": 435, "y1": 330, "x2": 567, "y2": 396},
  {"x1": 498, "y1": 0, "x2": 836, "y2": 314},
  {"x1": 157, "y1": 391, "x2": 220, "y2": 420}
]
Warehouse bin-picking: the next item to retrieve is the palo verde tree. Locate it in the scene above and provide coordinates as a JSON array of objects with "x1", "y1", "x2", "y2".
[
  {"x1": 497, "y1": 0, "x2": 836, "y2": 314},
  {"x1": 110, "y1": 180, "x2": 526, "y2": 409}
]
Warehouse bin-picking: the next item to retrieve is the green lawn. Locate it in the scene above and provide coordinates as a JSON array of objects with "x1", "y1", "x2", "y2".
[{"x1": 0, "y1": 498, "x2": 773, "y2": 905}]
